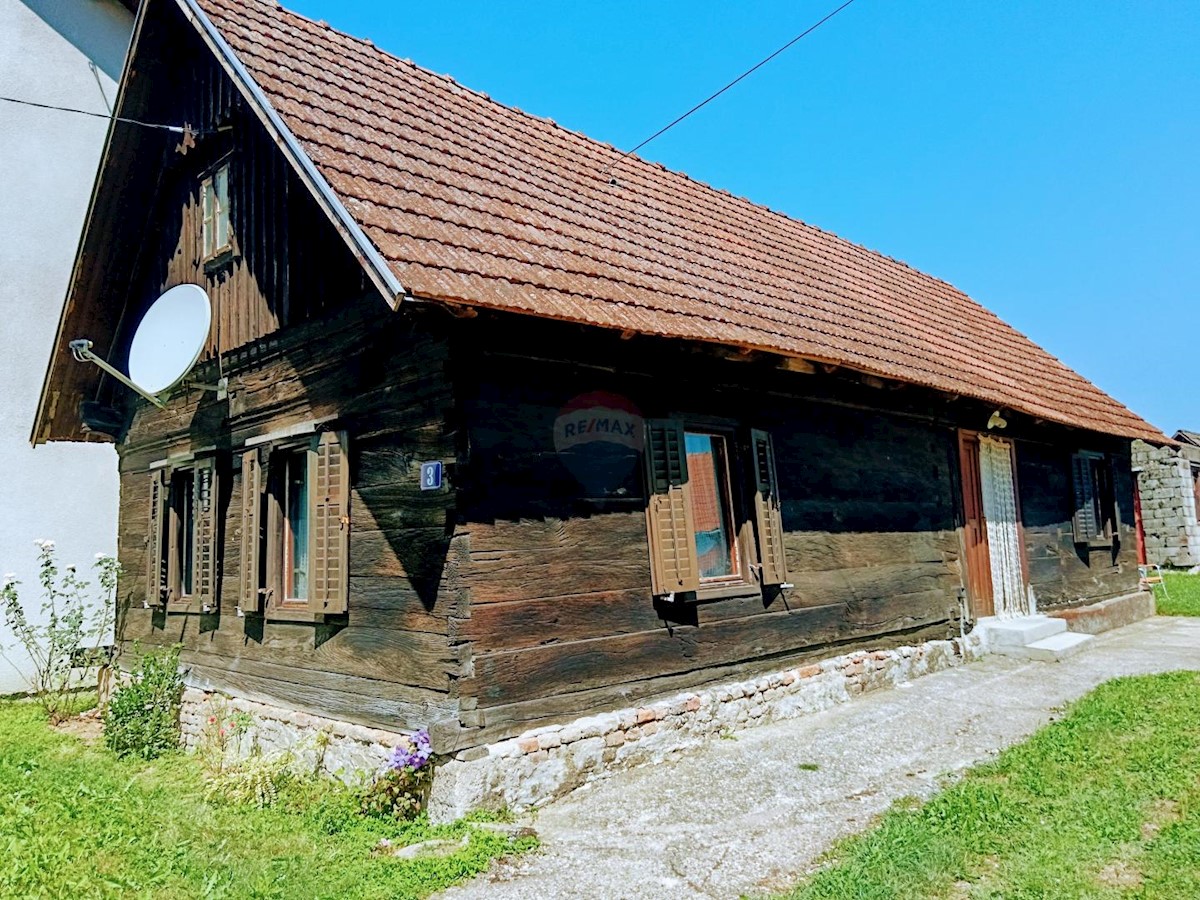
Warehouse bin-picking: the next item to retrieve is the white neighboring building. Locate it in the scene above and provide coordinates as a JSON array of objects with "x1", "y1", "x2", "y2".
[{"x1": 0, "y1": 0, "x2": 133, "y2": 693}]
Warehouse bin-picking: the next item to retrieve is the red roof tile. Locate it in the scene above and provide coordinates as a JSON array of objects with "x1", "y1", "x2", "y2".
[{"x1": 197, "y1": 0, "x2": 1160, "y2": 440}]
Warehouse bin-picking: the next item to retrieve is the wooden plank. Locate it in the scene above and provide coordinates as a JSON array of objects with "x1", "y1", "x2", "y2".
[
  {"x1": 452, "y1": 588, "x2": 662, "y2": 651},
  {"x1": 119, "y1": 607, "x2": 463, "y2": 689},
  {"x1": 463, "y1": 593, "x2": 955, "y2": 707},
  {"x1": 463, "y1": 514, "x2": 651, "y2": 604},
  {"x1": 183, "y1": 661, "x2": 454, "y2": 735}
]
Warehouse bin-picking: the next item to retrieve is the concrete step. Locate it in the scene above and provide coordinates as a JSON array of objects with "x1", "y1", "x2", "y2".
[
  {"x1": 978, "y1": 615, "x2": 1067, "y2": 648},
  {"x1": 1014, "y1": 631, "x2": 1095, "y2": 662},
  {"x1": 1051, "y1": 591, "x2": 1156, "y2": 635}
]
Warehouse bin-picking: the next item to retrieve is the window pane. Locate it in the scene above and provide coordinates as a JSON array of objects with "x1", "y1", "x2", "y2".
[
  {"x1": 215, "y1": 166, "x2": 229, "y2": 249},
  {"x1": 287, "y1": 453, "x2": 309, "y2": 600},
  {"x1": 201, "y1": 181, "x2": 213, "y2": 257},
  {"x1": 685, "y1": 432, "x2": 737, "y2": 580},
  {"x1": 179, "y1": 472, "x2": 195, "y2": 596}
]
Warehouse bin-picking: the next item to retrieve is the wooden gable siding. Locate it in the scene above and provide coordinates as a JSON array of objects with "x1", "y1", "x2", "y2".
[
  {"x1": 108, "y1": 27, "x2": 370, "y2": 387},
  {"x1": 115, "y1": 303, "x2": 464, "y2": 733},
  {"x1": 444, "y1": 319, "x2": 965, "y2": 744},
  {"x1": 1016, "y1": 442, "x2": 1139, "y2": 606}
]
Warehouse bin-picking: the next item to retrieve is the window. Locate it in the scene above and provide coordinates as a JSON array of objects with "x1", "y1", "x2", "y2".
[
  {"x1": 644, "y1": 420, "x2": 787, "y2": 599},
  {"x1": 201, "y1": 162, "x2": 231, "y2": 260},
  {"x1": 171, "y1": 470, "x2": 196, "y2": 598},
  {"x1": 239, "y1": 431, "x2": 349, "y2": 619},
  {"x1": 685, "y1": 432, "x2": 739, "y2": 581},
  {"x1": 1071, "y1": 451, "x2": 1117, "y2": 547},
  {"x1": 145, "y1": 457, "x2": 219, "y2": 609},
  {"x1": 1192, "y1": 465, "x2": 1200, "y2": 523},
  {"x1": 282, "y1": 449, "x2": 310, "y2": 603}
]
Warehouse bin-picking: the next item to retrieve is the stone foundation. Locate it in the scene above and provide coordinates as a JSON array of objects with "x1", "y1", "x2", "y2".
[
  {"x1": 180, "y1": 689, "x2": 408, "y2": 780},
  {"x1": 1051, "y1": 590, "x2": 1155, "y2": 635},
  {"x1": 427, "y1": 632, "x2": 985, "y2": 822},
  {"x1": 180, "y1": 632, "x2": 986, "y2": 822}
]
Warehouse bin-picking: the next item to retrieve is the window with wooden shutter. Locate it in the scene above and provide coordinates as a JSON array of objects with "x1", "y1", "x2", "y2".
[
  {"x1": 191, "y1": 457, "x2": 219, "y2": 607},
  {"x1": 239, "y1": 449, "x2": 262, "y2": 613},
  {"x1": 1072, "y1": 451, "x2": 1116, "y2": 547},
  {"x1": 145, "y1": 469, "x2": 168, "y2": 607},
  {"x1": 311, "y1": 430, "x2": 350, "y2": 614},
  {"x1": 750, "y1": 428, "x2": 789, "y2": 585},
  {"x1": 644, "y1": 419, "x2": 700, "y2": 596}
]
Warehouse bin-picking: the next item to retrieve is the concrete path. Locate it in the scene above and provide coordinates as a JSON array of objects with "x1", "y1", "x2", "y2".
[{"x1": 440, "y1": 617, "x2": 1200, "y2": 900}]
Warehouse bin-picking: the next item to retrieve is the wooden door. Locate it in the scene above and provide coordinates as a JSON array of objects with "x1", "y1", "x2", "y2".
[{"x1": 958, "y1": 431, "x2": 994, "y2": 617}]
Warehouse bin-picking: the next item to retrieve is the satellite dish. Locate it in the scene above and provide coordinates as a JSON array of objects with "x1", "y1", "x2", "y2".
[{"x1": 127, "y1": 284, "x2": 212, "y2": 395}]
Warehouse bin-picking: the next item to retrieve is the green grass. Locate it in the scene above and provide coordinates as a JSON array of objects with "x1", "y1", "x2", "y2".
[
  {"x1": 1152, "y1": 571, "x2": 1200, "y2": 617},
  {"x1": 0, "y1": 700, "x2": 535, "y2": 899},
  {"x1": 780, "y1": 671, "x2": 1200, "y2": 900}
]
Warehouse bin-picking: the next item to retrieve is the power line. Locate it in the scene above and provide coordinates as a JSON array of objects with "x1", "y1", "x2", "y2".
[
  {"x1": 0, "y1": 94, "x2": 190, "y2": 134},
  {"x1": 602, "y1": 0, "x2": 859, "y2": 179}
]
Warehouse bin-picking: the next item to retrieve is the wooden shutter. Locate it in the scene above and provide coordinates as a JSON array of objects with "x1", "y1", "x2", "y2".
[
  {"x1": 192, "y1": 457, "x2": 219, "y2": 606},
  {"x1": 310, "y1": 430, "x2": 350, "y2": 614},
  {"x1": 1071, "y1": 453, "x2": 1098, "y2": 544},
  {"x1": 644, "y1": 419, "x2": 699, "y2": 595},
  {"x1": 750, "y1": 429, "x2": 789, "y2": 585},
  {"x1": 239, "y1": 449, "x2": 262, "y2": 613},
  {"x1": 145, "y1": 469, "x2": 167, "y2": 607}
]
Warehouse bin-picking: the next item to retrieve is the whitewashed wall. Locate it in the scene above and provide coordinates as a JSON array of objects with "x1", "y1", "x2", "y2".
[{"x1": 0, "y1": 0, "x2": 132, "y2": 693}]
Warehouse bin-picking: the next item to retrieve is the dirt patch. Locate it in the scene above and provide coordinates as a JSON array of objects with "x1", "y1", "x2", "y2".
[
  {"x1": 1096, "y1": 860, "x2": 1144, "y2": 889},
  {"x1": 1141, "y1": 798, "x2": 1183, "y2": 840},
  {"x1": 54, "y1": 710, "x2": 103, "y2": 743}
]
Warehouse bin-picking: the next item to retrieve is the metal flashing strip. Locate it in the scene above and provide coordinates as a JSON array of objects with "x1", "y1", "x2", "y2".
[
  {"x1": 243, "y1": 417, "x2": 335, "y2": 448},
  {"x1": 175, "y1": 0, "x2": 406, "y2": 309}
]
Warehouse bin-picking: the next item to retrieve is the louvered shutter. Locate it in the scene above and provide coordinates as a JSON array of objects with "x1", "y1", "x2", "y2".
[
  {"x1": 750, "y1": 429, "x2": 789, "y2": 585},
  {"x1": 239, "y1": 449, "x2": 262, "y2": 613},
  {"x1": 145, "y1": 469, "x2": 168, "y2": 607},
  {"x1": 192, "y1": 457, "x2": 219, "y2": 606},
  {"x1": 1071, "y1": 453, "x2": 1098, "y2": 544},
  {"x1": 310, "y1": 430, "x2": 350, "y2": 614},
  {"x1": 644, "y1": 419, "x2": 699, "y2": 596}
]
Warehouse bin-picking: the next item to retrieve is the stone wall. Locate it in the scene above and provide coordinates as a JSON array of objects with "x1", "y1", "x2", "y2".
[
  {"x1": 427, "y1": 632, "x2": 985, "y2": 822},
  {"x1": 180, "y1": 689, "x2": 405, "y2": 780},
  {"x1": 1134, "y1": 440, "x2": 1200, "y2": 567},
  {"x1": 178, "y1": 630, "x2": 986, "y2": 823}
]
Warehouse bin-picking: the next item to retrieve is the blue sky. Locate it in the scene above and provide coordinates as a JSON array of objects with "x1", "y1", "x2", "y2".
[{"x1": 289, "y1": 0, "x2": 1198, "y2": 433}]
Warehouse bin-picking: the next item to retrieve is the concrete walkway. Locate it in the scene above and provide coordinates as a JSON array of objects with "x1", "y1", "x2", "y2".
[{"x1": 440, "y1": 617, "x2": 1200, "y2": 900}]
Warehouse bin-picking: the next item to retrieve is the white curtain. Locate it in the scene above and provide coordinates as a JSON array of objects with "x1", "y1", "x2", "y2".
[{"x1": 978, "y1": 436, "x2": 1030, "y2": 618}]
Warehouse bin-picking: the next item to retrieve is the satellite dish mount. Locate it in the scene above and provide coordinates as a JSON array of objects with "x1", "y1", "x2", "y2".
[{"x1": 70, "y1": 283, "x2": 223, "y2": 412}]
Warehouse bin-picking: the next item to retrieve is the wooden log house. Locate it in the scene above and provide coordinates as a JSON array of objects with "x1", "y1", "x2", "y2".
[{"x1": 34, "y1": 0, "x2": 1165, "y2": 753}]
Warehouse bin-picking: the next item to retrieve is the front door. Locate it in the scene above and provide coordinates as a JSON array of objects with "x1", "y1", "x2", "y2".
[{"x1": 959, "y1": 431, "x2": 1030, "y2": 619}]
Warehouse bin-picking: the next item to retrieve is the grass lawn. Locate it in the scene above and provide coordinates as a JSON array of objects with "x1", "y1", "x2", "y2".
[
  {"x1": 1152, "y1": 571, "x2": 1200, "y2": 617},
  {"x1": 781, "y1": 671, "x2": 1200, "y2": 900},
  {"x1": 0, "y1": 699, "x2": 534, "y2": 899}
]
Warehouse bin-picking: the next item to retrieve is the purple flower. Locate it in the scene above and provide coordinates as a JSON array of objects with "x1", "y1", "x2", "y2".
[{"x1": 390, "y1": 729, "x2": 432, "y2": 771}]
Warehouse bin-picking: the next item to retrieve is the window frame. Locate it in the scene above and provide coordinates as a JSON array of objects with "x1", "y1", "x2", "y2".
[
  {"x1": 200, "y1": 158, "x2": 233, "y2": 265},
  {"x1": 262, "y1": 438, "x2": 318, "y2": 621},
  {"x1": 1072, "y1": 450, "x2": 1118, "y2": 549},
  {"x1": 650, "y1": 416, "x2": 764, "y2": 602},
  {"x1": 682, "y1": 428, "x2": 748, "y2": 592},
  {"x1": 166, "y1": 468, "x2": 197, "y2": 604}
]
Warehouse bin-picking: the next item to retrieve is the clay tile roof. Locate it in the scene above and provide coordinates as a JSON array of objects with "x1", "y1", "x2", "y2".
[{"x1": 196, "y1": 0, "x2": 1161, "y2": 441}]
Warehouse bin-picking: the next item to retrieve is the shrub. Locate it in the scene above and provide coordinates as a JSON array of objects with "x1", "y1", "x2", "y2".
[
  {"x1": 359, "y1": 729, "x2": 434, "y2": 821},
  {"x1": 205, "y1": 752, "x2": 294, "y2": 809},
  {"x1": 104, "y1": 645, "x2": 183, "y2": 759},
  {"x1": 0, "y1": 541, "x2": 118, "y2": 723}
]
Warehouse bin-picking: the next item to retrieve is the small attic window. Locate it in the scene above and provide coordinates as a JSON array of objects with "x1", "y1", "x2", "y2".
[{"x1": 201, "y1": 162, "x2": 231, "y2": 261}]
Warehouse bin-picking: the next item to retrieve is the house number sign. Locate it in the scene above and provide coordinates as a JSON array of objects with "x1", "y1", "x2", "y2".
[{"x1": 420, "y1": 461, "x2": 443, "y2": 491}]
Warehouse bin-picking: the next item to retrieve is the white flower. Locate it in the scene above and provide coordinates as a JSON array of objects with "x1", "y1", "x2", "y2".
[
  {"x1": 3, "y1": 573, "x2": 16, "y2": 584},
  {"x1": 94, "y1": 552, "x2": 111, "y2": 560},
  {"x1": 33, "y1": 539, "x2": 55, "y2": 550}
]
